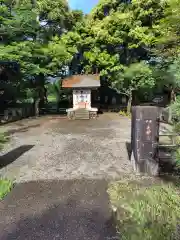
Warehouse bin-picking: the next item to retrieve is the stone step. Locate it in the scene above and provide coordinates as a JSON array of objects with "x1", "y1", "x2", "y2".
[
  {"x1": 75, "y1": 111, "x2": 89, "y2": 114},
  {"x1": 75, "y1": 115, "x2": 89, "y2": 118},
  {"x1": 75, "y1": 117, "x2": 89, "y2": 120},
  {"x1": 75, "y1": 110, "x2": 88, "y2": 113},
  {"x1": 75, "y1": 109, "x2": 90, "y2": 120},
  {"x1": 75, "y1": 114, "x2": 89, "y2": 119}
]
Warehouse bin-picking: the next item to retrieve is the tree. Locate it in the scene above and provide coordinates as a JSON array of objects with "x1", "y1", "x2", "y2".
[
  {"x1": 62, "y1": 0, "x2": 167, "y2": 79},
  {"x1": 0, "y1": 0, "x2": 39, "y2": 43},
  {"x1": 0, "y1": 0, "x2": 39, "y2": 107},
  {"x1": 0, "y1": 0, "x2": 77, "y2": 115},
  {"x1": 59, "y1": 0, "x2": 166, "y2": 109},
  {"x1": 1, "y1": 0, "x2": 176, "y2": 117},
  {"x1": 0, "y1": 61, "x2": 21, "y2": 112},
  {"x1": 167, "y1": 56, "x2": 180, "y2": 97},
  {"x1": 156, "y1": 0, "x2": 180, "y2": 58},
  {"x1": 36, "y1": 0, "x2": 84, "y2": 42},
  {"x1": 112, "y1": 61, "x2": 155, "y2": 112}
]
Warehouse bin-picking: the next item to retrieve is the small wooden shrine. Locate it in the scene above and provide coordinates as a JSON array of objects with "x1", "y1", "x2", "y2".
[{"x1": 62, "y1": 74, "x2": 101, "y2": 120}]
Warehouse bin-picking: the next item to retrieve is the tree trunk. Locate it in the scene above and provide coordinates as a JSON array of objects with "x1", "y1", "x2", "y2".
[
  {"x1": 56, "y1": 98, "x2": 60, "y2": 113},
  {"x1": 34, "y1": 98, "x2": 40, "y2": 117},
  {"x1": 171, "y1": 88, "x2": 176, "y2": 102},
  {"x1": 127, "y1": 93, "x2": 132, "y2": 114},
  {"x1": 55, "y1": 88, "x2": 60, "y2": 113},
  {"x1": 168, "y1": 88, "x2": 176, "y2": 123}
]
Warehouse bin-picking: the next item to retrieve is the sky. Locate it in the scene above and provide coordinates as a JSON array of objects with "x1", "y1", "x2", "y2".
[{"x1": 68, "y1": 0, "x2": 99, "y2": 14}]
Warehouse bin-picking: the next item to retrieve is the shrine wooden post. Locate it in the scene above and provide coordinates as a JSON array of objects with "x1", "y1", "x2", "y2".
[{"x1": 131, "y1": 106, "x2": 160, "y2": 175}]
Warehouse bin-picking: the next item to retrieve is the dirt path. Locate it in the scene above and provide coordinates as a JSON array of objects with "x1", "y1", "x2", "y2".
[{"x1": 0, "y1": 113, "x2": 133, "y2": 182}]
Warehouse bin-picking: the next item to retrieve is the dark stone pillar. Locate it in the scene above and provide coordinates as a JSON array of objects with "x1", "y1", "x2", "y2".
[{"x1": 131, "y1": 106, "x2": 160, "y2": 175}]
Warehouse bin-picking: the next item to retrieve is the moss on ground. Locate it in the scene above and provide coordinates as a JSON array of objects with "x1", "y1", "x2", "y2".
[
  {"x1": 108, "y1": 180, "x2": 180, "y2": 240},
  {"x1": 0, "y1": 179, "x2": 13, "y2": 200}
]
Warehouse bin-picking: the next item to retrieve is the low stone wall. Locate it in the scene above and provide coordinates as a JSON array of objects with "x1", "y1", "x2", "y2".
[
  {"x1": 95, "y1": 104, "x2": 127, "y2": 112},
  {"x1": 0, "y1": 105, "x2": 34, "y2": 124}
]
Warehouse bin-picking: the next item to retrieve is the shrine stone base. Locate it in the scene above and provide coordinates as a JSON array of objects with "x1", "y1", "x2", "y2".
[{"x1": 66, "y1": 108, "x2": 98, "y2": 120}]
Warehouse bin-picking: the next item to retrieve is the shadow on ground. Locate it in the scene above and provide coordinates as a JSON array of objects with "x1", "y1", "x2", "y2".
[
  {"x1": 125, "y1": 142, "x2": 132, "y2": 161},
  {"x1": 6, "y1": 124, "x2": 41, "y2": 135},
  {"x1": 0, "y1": 145, "x2": 34, "y2": 169},
  {"x1": 0, "y1": 179, "x2": 117, "y2": 240}
]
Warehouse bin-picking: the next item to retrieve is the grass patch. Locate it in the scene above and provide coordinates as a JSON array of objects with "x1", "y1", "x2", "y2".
[
  {"x1": 0, "y1": 131, "x2": 9, "y2": 150},
  {"x1": 0, "y1": 179, "x2": 13, "y2": 200},
  {"x1": 0, "y1": 132, "x2": 13, "y2": 199},
  {"x1": 119, "y1": 110, "x2": 131, "y2": 118},
  {"x1": 108, "y1": 180, "x2": 180, "y2": 240},
  {"x1": 47, "y1": 95, "x2": 57, "y2": 102}
]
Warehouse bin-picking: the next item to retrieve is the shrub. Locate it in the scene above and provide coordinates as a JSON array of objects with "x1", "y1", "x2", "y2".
[
  {"x1": 170, "y1": 96, "x2": 180, "y2": 122},
  {"x1": 108, "y1": 181, "x2": 180, "y2": 240},
  {"x1": 0, "y1": 179, "x2": 13, "y2": 200},
  {"x1": 175, "y1": 148, "x2": 180, "y2": 170},
  {"x1": 0, "y1": 132, "x2": 13, "y2": 199},
  {"x1": 172, "y1": 122, "x2": 180, "y2": 170},
  {"x1": 119, "y1": 110, "x2": 131, "y2": 118},
  {"x1": 0, "y1": 132, "x2": 9, "y2": 150}
]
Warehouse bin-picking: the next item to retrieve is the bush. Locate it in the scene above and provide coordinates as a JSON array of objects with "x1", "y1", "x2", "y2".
[
  {"x1": 172, "y1": 122, "x2": 180, "y2": 170},
  {"x1": 175, "y1": 149, "x2": 180, "y2": 168},
  {"x1": 170, "y1": 96, "x2": 180, "y2": 122},
  {"x1": 108, "y1": 181, "x2": 180, "y2": 240},
  {"x1": 0, "y1": 132, "x2": 9, "y2": 150},
  {"x1": 169, "y1": 98, "x2": 180, "y2": 170},
  {"x1": 0, "y1": 179, "x2": 13, "y2": 200},
  {"x1": 0, "y1": 132, "x2": 13, "y2": 199}
]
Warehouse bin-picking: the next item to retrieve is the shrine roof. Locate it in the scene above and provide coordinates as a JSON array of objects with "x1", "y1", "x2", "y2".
[{"x1": 62, "y1": 74, "x2": 100, "y2": 88}]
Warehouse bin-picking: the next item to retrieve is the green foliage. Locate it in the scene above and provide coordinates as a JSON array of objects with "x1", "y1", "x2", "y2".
[
  {"x1": 70, "y1": 10, "x2": 84, "y2": 30},
  {"x1": 0, "y1": 132, "x2": 9, "y2": 150},
  {"x1": 83, "y1": 48, "x2": 121, "y2": 76},
  {"x1": 45, "y1": 36, "x2": 73, "y2": 73},
  {"x1": 112, "y1": 61, "x2": 155, "y2": 97},
  {"x1": 170, "y1": 97, "x2": 180, "y2": 170},
  {"x1": 47, "y1": 94, "x2": 56, "y2": 103},
  {"x1": 168, "y1": 56, "x2": 180, "y2": 89},
  {"x1": 0, "y1": 0, "x2": 39, "y2": 43},
  {"x1": 173, "y1": 123, "x2": 180, "y2": 135},
  {"x1": 46, "y1": 82, "x2": 59, "y2": 102},
  {"x1": 0, "y1": 179, "x2": 13, "y2": 200},
  {"x1": 0, "y1": 0, "x2": 78, "y2": 109},
  {"x1": 170, "y1": 96, "x2": 180, "y2": 121},
  {"x1": 156, "y1": 0, "x2": 180, "y2": 57},
  {"x1": 0, "y1": 130, "x2": 13, "y2": 200},
  {"x1": 37, "y1": 0, "x2": 73, "y2": 39},
  {"x1": 108, "y1": 181, "x2": 180, "y2": 240},
  {"x1": 175, "y1": 148, "x2": 180, "y2": 168},
  {"x1": 61, "y1": 0, "x2": 167, "y2": 95},
  {"x1": 1, "y1": 0, "x2": 180, "y2": 111},
  {"x1": 119, "y1": 110, "x2": 131, "y2": 118}
]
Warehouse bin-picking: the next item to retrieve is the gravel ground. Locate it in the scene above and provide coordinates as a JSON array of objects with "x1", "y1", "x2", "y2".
[
  {"x1": 0, "y1": 114, "x2": 170, "y2": 240},
  {"x1": 0, "y1": 179, "x2": 118, "y2": 240},
  {"x1": 0, "y1": 113, "x2": 133, "y2": 183}
]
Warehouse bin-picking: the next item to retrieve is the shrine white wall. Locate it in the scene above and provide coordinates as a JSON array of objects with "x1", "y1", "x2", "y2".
[{"x1": 73, "y1": 89, "x2": 91, "y2": 109}]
